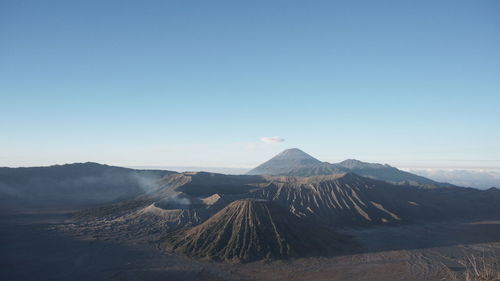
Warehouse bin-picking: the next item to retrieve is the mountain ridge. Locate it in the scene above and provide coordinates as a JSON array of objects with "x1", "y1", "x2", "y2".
[{"x1": 248, "y1": 148, "x2": 450, "y2": 187}]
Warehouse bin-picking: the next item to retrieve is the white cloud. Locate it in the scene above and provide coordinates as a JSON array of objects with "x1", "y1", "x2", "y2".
[{"x1": 260, "y1": 136, "x2": 285, "y2": 144}]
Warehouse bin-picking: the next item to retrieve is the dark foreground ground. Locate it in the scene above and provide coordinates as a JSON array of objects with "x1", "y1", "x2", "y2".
[{"x1": 1, "y1": 211, "x2": 499, "y2": 281}]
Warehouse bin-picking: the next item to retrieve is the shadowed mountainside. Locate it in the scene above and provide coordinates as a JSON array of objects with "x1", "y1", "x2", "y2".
[
  {"x1": 0, "y1": 162, "x2": 173, "y2": 209},
  {"x1": 248, "y1": 173, "x2": 500, "y2": 226}
]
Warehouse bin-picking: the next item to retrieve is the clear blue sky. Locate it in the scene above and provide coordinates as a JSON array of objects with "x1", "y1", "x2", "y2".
[{"x1": 1, "y1": 0, "x2": 499, "y2": 169}]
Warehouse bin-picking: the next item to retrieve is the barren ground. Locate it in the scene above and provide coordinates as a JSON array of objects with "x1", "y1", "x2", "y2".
[{"x1": 1, "y1": 211, "x2": 499, "y2": 281}]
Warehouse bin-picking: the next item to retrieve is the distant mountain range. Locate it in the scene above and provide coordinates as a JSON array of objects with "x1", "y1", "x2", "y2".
[
  {"x1": 248, "y1": 148, "x2": 451, "y2": 187},
  {"x1": 0, "y1": 149, "x2": 468, "y2": 211}
]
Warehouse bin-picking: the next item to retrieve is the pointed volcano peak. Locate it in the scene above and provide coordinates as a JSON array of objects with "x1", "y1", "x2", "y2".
[
  {"x1": 274, "y1": 148, "x2": 320, "y2": 161},
  {"x1": 247, "y1": 148, "x2": 321, "y2": 175}
]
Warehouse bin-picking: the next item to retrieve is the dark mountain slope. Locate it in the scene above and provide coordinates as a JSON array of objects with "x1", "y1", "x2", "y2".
[
  {"x1": 163, "y1": 199, "x2": 348, "y2": 262},
  {"x1": 0, "y1": 162, "x2": 173, "y2": 209},
  {"x1": 249, "y1": 173, "x2": 500, "y2": 226},
  {"x1": 74, "y1": 171, "x2": 266, "y2": 223},
  {"x1": 149, "y1": 172, "x2": 266, "y2": 199}
]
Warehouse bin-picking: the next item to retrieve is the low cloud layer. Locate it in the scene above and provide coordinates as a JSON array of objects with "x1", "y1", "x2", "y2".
[
  {"x1": 260, "y1": 137, "x2": 285, "y2": 143},
  {"x1": 402, "y1": 168, "x2": 500, "y2": 189}
]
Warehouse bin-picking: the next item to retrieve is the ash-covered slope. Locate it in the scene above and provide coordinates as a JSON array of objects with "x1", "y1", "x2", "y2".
[
  {"x1": 251, "y1": 173, "x2": 406, "y2": 225},
  {"x1": 150, "y1": 172, "x2": 266, "y2": 199},
  {"x1": 163, "y1": 199, "x2": 347, "y2": 262},
  {"x1": 250, "y1": 173, "x2": 500, "y2": 226}
]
